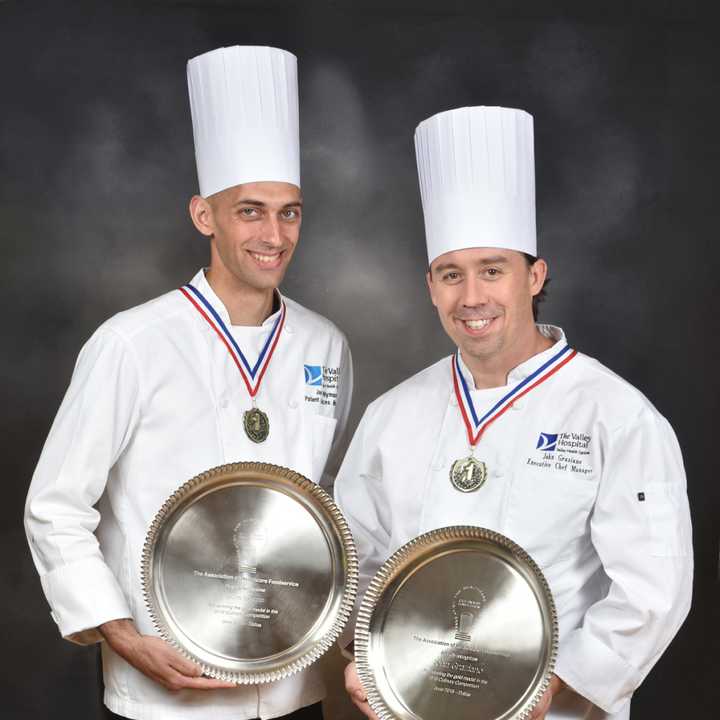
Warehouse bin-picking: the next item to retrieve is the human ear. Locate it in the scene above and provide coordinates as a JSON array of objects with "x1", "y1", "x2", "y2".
[
  {"x1": 188, "y1": 195, "x2": 214, "y2": 237},
  {"x1": 529, "y1": 258, "x2": 548, "y2": 296}
]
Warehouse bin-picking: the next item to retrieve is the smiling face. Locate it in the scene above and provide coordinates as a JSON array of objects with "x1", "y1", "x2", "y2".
[
  {"x1": 427, "y1": 247, "x2": 548, "y2": 370},
  {"x1": 190, "y1": 181, "x2": 302, "y2": 293}
]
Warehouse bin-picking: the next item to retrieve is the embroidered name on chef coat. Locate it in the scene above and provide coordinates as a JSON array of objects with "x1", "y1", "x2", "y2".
[
  {"x1": 304, "y1": 364, "x2": 340, "y2": 407},
  {"x1": 526, "y1": 431, "x2": 594, "y2": 476}
]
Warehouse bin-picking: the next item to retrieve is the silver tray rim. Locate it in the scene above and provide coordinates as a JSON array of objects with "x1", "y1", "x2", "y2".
[
  {"x1": 355, "y1": 525, "x2": 558, "y2": 720},
  {"x1": 141, "y1": 461, "x2": 359, "y2": 684}
]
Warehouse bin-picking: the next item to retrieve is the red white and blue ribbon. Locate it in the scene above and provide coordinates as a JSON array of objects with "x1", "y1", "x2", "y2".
[
  {"x1": 179, "y1": 283, "x2": 286, "y2": 398},
  {"x1": 452, "y1": 343, "x2": 577, "y2": 447}
]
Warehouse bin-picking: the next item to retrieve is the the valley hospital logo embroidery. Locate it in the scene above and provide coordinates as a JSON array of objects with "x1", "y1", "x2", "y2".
[
  {"x1": 536, "y1": 432, "x2": 558, "y2": 452},
  {"x1": 304, "y1": 365, "x2": 323, "y2": 386}
]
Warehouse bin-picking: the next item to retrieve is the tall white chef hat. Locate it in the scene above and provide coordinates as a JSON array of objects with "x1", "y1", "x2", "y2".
[
  {"x1": 415, "y1": 106, "x2": 536, "y2": 265},
  {"x1": 187, "y1": 46, "x2": 300, "y2": 198}
]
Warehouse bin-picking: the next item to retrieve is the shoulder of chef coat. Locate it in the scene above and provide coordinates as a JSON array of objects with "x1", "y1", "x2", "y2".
[
  {"x1": 281, "y1": 296, "x2": 349, "y2": 349},
  {"x1": 360, "y1": 355, "x2": 452, "y2": 433},
  {"x1": 561, "y1": 351, "x2": 672, "y2": 431},
  {"x1": 98, "y1": 287, "x2": 190, "y2": 345}
]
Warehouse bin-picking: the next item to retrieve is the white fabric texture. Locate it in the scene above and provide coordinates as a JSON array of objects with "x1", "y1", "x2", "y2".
[
  {"x1": 335, "y1": 326, "x2": 692, "y2": 719},
  {"x1": 188, "y1": 46, "x2": 300, "y2": 197},
  {"x1": 25, "y1": 269, "x2": 352, "y2": 720},
  {"x1": 415, "y1": 106, "x2": 537, "y2": 264}
]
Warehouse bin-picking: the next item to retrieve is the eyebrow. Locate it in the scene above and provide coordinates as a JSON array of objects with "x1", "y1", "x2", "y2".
[
  {"x1": 232, "y1": 199, "x2": 303, "y2": 208},
  {"x1": 477, "y1": 255, "x2": 509, "y2": 265},
  {"x1": 433, "y1": 255, "x2": 509, "y2": 274},
  {"x1": 432, "y1": 262, "x2": 460, "y2": 274}
]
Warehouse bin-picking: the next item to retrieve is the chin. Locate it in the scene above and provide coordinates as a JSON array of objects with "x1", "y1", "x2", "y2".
[
  {"x1": 237, "y1": 264, "x2": 287, "y2": 289},
  {"x1": 249, "y1": 275, "x2": 283, "y2": 291},
  {"x1": 463, "y1": 336, "x2": 503, "y2": 359}
]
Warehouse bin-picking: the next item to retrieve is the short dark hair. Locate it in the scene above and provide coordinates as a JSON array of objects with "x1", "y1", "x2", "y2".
[{"x1": 522, "y1": 252, "x2": 549, "y2": 321}]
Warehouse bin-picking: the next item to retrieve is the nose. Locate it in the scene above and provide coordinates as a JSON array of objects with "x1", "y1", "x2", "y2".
[
  {"x1": 260, "y1": 216, "x2": 283, "y2": 248},
  {"x1": 461, "y1": 276, "x2": 489, "y2": 308}
]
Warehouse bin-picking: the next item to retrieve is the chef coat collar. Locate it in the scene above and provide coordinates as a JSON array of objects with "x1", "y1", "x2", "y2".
[
  {"x1": 190, "y1": 268, "x2": 283, "y2": 328},
  {"x1": 456, "y1": 324, "x2": 567, "y2": 391}
]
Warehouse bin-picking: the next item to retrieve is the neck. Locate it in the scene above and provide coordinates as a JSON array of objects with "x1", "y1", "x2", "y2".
[
  {"x1": 461, "y1": 326, "x2": 554, "y2": 390},
  {"x1": 205, "y1": 268, "x2": 276, "y2": 326}
]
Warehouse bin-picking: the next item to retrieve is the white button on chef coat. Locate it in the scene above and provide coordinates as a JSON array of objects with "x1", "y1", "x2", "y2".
[
  {"x1": 335, "y1": 326, "x2": 691, "y2": 720},
  {"x1": 25, "y1": 269, "x2": 353, "y2": 720}
]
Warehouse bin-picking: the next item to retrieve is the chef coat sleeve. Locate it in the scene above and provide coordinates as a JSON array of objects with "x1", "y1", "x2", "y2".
[
  {"x1": 319, "y1": 336, "x2": 353, "y2": 491},
  {"x1": 24, "y1": 325, "x2": 140, "y2": 645},
  {"x1": 334, "y1": 404, "x2": 392, "y2": 647},
  {"x1": 554, "y1": 406, "x2": 692, "y2": 713}
]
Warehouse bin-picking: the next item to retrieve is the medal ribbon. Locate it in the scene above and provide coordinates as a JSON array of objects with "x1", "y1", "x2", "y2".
[
  {"x1": 452, "y1": 343, "x2": 577, "y2": 447},
  {"x1": 179, "y1": 284, "x2": 286, "y2": 398}
]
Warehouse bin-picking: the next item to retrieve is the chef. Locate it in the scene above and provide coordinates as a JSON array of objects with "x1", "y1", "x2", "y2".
[
  {"x1": 336, "y1": 106, "x2": 691, "y2": 719},
  {"x1": 25, "y1": 46, "x2": 351, "y2": 720}
]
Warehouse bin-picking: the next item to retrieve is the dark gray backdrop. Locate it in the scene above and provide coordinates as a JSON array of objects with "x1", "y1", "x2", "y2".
[{"x1": 2, "y1": 1, "x2": 717, "y2": 717}]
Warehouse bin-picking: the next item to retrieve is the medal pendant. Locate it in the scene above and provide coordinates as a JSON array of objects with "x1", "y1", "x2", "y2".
[
  {"x1": 450, "y1": 456, "x2": 487, "y2": 493},
  {"x1": 243, "y1": 407, "x2": 270, "y2": 443}
]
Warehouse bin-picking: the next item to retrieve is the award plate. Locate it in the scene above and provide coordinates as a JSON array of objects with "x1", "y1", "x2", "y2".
[
  {"x1": 141, "y1": 462, "x2": 358, "y2": 683},
  {"x1": 355, "y1": 526, "x2": 557, "y2": 720}
]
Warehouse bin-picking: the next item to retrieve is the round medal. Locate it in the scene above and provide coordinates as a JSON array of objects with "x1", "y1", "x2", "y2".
[
  {"x1": 449, "y1": 456, "x2": 487, "y2": 492},
  {"x1": 243, "y1": 407, "x2": 270, "y2": 443}
]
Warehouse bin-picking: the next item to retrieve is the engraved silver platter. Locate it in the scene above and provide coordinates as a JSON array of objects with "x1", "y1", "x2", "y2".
[
  {"x1": 355, "y1": 526, "x2": 557, "y2": 720},
  {"x1": 141, "y1": 462, "x2": 358, "y2": 683}
]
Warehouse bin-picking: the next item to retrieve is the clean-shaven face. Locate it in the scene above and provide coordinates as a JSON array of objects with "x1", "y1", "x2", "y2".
[
  {"x1": 427, "y1": 247, "x2": 546, "y2": 364},
  {"x1": 204, "y1": 181, "x2": 302, "y2": 291}
]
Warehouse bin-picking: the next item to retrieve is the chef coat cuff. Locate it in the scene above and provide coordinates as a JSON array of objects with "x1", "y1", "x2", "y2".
[
  {"x1": 554, "y1": 629, "x2": 640, "y2": 714},
  {"x1": 41, "y1": 557, "x2": 132, "y2": 645}
]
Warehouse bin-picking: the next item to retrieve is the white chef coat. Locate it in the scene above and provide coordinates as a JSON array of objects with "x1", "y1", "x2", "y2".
[
  {"x1": 335, "y1": 325, "x2": 691, "y2": 720},
  {"x1": 25, "y1": 269, "x2": 353, "y2": 720}
]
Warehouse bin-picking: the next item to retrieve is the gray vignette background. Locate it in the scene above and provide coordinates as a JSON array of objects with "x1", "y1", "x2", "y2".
[{"x1": 2, "y1": 1, "x2": 718, "y2": 717}]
